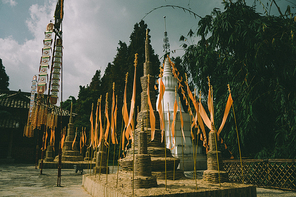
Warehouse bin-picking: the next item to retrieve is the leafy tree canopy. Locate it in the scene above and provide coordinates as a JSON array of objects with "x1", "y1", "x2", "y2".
[
  {"x1": 181, "y1": 0, "x2": 296, "y2": 158},
  {"x1": 0, "y1": 58, "x2": 9, "y2": 90}
]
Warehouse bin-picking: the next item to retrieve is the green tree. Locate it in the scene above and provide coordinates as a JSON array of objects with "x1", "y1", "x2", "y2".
[
  {"x1": 181, "y1": 1, "x2": 296, "y2": 158},
  {"x1": 0, "y1": 59, "x2": 9, "y2": 90}
]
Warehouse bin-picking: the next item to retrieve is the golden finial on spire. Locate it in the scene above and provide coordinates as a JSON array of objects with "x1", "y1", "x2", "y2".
[
  {"x1": 147, "y1": 74, "x2": 150, "y2": 84},
  {"x1": 113, "y1": 82, "x2": 115, "y2": 91},
  {"x1": 207, "y1": 76, "x2": 211, "y2": 87},
  {"x1": 134, "y1": 53, "x2": 138, "y2": 67},
  {"x1": 199, "y1": 91, "x2": 202, "y2": 102}
]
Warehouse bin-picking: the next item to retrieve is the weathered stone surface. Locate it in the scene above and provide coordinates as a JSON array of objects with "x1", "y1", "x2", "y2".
[{"x1": 203, "y1": 131, "x2": 228, "y2": 183}]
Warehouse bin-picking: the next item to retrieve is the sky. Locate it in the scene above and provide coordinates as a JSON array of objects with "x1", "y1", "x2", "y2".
[{"x1": 0, "y1": 0, "x2": 293, "y2": 101}]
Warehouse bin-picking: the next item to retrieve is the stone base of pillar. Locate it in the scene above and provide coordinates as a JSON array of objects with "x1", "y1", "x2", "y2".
[
  {"x1": 203, "y1": 170, "x2": 228, "y2": 183},
  {"x1": 203, "y1": 149, "x2": 228, "y2": 183},
  {"x1": 44, "y1": 145, "x2": 54, "y2": 162},
  {"x1": 152, "y1": 169, "x2": 185, "y2": 180},
  {"x1": 133, "y1": 175, "x2": 157, "y2": 189},
  {"x1": 93, "y1": 166, "x2": 109, "y2": 174}
]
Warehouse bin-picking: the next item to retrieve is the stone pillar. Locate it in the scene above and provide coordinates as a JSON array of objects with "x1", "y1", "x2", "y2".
[
  {"x1": 93, "y1": 141, "x2": 109, "y2": 174},
  {"x1": 203, "y1": 131, "x2": 228, "y2": 183},
  {"x1": 44, "y1": 145, "x2": 54, "y2": 162},
  {"x1": 133, "y1": 121, "x2": 157, "y2": 188}
]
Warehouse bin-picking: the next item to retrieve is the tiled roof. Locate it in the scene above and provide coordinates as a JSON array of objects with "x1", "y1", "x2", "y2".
[
  {"x1": 0, "y1": 90, "x2": 74, "y2": 129},
  {"x1": 0, "y1": 90, "x2": 30, "y2": 109}
]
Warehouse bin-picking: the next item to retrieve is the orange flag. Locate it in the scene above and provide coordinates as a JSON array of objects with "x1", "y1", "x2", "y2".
[
  {"x1": 157, "y1": 78, "x2": 165, "y2": 142},
  {"x1": 171, "y1": 91, "x2": 178, "y2": 148},
  {"x1": 217, "y1": 93, "x2": 233, "y2": 138},
  {"x1": 89, "y1": 103, "x2": 94, "y2": 147},
  {"x1": 167, "y1": 104, "x2": 172, "y2": 149},
  {"x1": 114, "y1": 95, "x2": 118, "y2": 144},
  {"x1": 50, "y1": 128, "x2": 55, "y2": 150},
  {"x1": 44, "y1": 130, "x2": 48, "y2": 150},
  {"x1": 125, "y1": 53, "x2": 138, "y2": 141},
  {"x1": 185, "y1": 81, "x2": 198, "y2": 139},
  {"x1": 104, "y1": 93, "x2": 110, "y2": 144},
  {"x1": 94, "y1": 99, "x2": 99, "y2": 148},
  {"x1": 207, "y1": 77, "x2": 214, "y2": 126},
  {"x1": 80, "y1": 128, "x2": 84, "y2": 153},
  {"x1": 147, "y1": 74, "x2": 156, "y2": 141},
  {"x1": 122, "y1": 73, "x2": 129, "y2": 150},
  {"x1": 197, "y1": 101, "x2": 208, "y2": 148},
  {"x1": 72, "y1": 128, "x2": 78, "y2": 150},
  {"x1": 111, "y1": 83, "x2": 116, "y2": 144},
  {"x1": 178, "y1": 100, "x2": 186, "y2": 143},
  {"x1": 199, "y1": 102, "x2": 211, "y2": 130},
  {"x1": 98, "y1": 96, "x2": 103, "y2": 147},
  {"x1": 60, "y1": 127, "x2": 66, "y2": 149}
]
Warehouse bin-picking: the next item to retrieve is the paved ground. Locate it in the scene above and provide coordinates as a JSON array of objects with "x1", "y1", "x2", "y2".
[
  {"x1": 0, "y1": 164, "x2": 91, "y2": 197},
  {"x1": 0, "y1": 164, "x2": 295, "y2": 197}
]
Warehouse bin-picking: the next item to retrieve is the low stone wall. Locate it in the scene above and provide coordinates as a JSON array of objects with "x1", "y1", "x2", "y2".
[{"x1": 82, "y1": 172, "x2": 257, "y2": 197}]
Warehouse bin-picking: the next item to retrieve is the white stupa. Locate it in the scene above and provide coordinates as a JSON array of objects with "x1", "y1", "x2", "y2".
[{"x1": 157, "y1": 57, "x2": 206, "y2": 170}]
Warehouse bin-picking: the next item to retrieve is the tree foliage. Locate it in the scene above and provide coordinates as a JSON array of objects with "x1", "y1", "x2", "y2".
[
  {"x1": 0, "y1": 59, "x2": 9, "y2": 90},
  {"x1": 181, "y1": 1, "x2": 296, "y2": 158}
]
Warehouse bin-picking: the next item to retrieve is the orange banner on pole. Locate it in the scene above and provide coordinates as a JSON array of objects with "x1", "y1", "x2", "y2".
[
  {"x1": 104, "y1": 93, "x2": 110, "y2": 144},
  {"x1": 171, "y1": 95, "x2": 178, "y2": 148},
  {"x1": 147, "y1": 75, "x2": 155, "y2": 141},
  {"x1": 179, "y1": 100, "x2": 186, "y2": 143},
  {"x1": 217, "y1": 93, "x2": 233, "y2": 138},
  {"x1": 157, "y1": 78, "x2": 165, "y2": 142},
  {"x1": 90, "y1": 103, "x2": 94, "y2": 147},
  {"x1": 125, "y1": 54, "x2": 138, "y2": 142},
  {"x1": 98, "y1": 96, "x2": 103, "y2": 147},
  {"x1": 111, "y1": 83, "x2": 116, "y2": 144}
]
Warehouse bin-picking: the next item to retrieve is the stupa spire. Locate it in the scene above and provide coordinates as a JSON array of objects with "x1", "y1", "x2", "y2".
[
  {"x1": 69, "y1": 101, "x2": 73, "y2": 123},
  {"x1": 144, "y1": 29, "x2": 152, "y2": 76},
  {"x1": 145, "y1": 29, "x2": 150, "y2": 63},
  {"x1": 163, "y1": 16, "x2": 170, "y2": 56}
]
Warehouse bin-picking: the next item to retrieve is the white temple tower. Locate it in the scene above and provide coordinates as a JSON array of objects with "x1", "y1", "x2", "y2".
[{"x1": 157, "y1": 57, "x2": 206, "y2": 170}]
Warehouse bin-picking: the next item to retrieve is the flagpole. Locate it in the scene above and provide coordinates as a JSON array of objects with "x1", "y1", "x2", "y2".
[
  {"x1": 57, "y1": 24, "x2": 63, "y2": 186},
  {"x1": 99, "y1": 96, "x2": 107, "y2": 180},
  {"x1": 116, "y1": 110, "x2": 124, "y2": 187},
  {"x1": 106, "y1": 95, "x2": 111, "y2": 184},
  {"x1": 228, "y1": 84, "x2": 244, "y2": 183},
  {"x1": 132, "y1": 107, "x2": 137, "y2": 197},
  {"x1": 112, "y1": 86, "x2": 116, "y2": 173},
  {"x1": 173, "y1": 87, "x2": 177, "y2": 181},
  {"x1": 185, "y1": 74, "x2": 197, "y2": 187},
  {"x1": 194, "y1": 89, "x2": 198, "y2": 190},
  {"x1": 179, "y1": 99, "x2": 185, "y2": 172},
  {"x1": 39, "y1": 28, "x2": 58, "y2": 175}
]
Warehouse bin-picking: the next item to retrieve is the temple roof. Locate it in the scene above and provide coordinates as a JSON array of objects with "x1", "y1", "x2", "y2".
[{"x1": 0, "y1": 90, "x2": 73, "y2": 129}]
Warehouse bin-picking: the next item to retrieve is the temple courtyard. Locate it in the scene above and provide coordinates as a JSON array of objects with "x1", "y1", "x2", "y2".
[{"x1": 0, "y1": 164, "x2": 295, "y2": 197}]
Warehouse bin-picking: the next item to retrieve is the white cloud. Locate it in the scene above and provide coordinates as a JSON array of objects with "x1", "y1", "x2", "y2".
[
  {"x1": 2, "y1": 0, "x2": 17, "y2": 6},
  {"x1": 1, "y1": 0, "x2": 227, "y2": 101}
]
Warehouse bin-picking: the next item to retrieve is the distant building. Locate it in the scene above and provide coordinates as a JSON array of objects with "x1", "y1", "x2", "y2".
[{"x1": 0, "y1": 89, "x2": 71, "y2": 163}]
